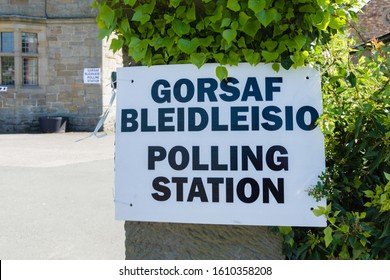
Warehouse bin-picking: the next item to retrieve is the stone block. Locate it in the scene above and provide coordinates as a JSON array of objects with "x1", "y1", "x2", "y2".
[
  {"x1": 125, "y1": 222, "x2": 285, "y2": 260},
  {"x1": 46, "y1": 93, "x2": 58, "y2": 103}
]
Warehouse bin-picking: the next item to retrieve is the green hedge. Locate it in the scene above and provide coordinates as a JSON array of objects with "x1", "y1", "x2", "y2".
[{"x1": 276, "y1": 36, "x2": 390, "y2": 259}]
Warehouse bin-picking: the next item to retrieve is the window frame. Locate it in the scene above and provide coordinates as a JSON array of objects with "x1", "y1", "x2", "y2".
[
  {"x1": 21, "y1": 32, "x2": 39, "y2": 86},
  {"x1": 0, "y1": 31, "x2": 14, "y2": 53},
  {"x1": 0, "y1": 31, "x2": 15, "y2": 86},
  {"x1": 0, "y1": 29, "x2": 40, "y2": 87}
]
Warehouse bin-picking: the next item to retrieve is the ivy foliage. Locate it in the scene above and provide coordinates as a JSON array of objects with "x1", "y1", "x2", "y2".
[
  {"x1": 276, "y1": 37, "x2": 390, "y2": 259},
  {"x1": 93, "y1": 0, "x2": 359, "y2": 78}
]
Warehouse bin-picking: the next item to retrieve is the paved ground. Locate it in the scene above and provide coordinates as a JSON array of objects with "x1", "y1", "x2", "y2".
[{"x1": 0, "y1": 132, "x2": 125, "y2": 260}]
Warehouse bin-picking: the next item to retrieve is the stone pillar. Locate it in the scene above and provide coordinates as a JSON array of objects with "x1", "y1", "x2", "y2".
[{"x1": 125, "y1": 222, "x2": 284, "y2": 260}]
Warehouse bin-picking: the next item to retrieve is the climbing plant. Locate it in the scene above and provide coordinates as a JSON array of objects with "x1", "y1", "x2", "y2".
[
  {"x1": 276, "y1": 36, "x2": 390, "y2": 259},
  {"x1": 92, "y1": 0, "x2": 360, "y2": 78}
]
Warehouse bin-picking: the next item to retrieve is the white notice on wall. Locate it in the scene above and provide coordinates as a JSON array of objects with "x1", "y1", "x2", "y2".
[
  {"x1": 115, "y1": 63, "x2": 326, "y2": 227},
  {"x1": 0, "y1": 86, "x2": 8, "y2": 92},
  {"x1": 83, "y1": 68, "x2": 101, "y2": 84}
]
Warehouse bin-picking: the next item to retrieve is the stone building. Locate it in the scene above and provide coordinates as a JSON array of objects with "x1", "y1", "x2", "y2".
[
  {"x1": 0, "y1": 0, "x2": 121, "y2": 132},
  {"x1": 357, "y1": 0, "x2": 390, "y2": 42}
]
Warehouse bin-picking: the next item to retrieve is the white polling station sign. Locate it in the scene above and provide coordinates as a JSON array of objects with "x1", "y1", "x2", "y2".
[
  {"x1": 83, "y1": 68, "x2": 101, "y2": 84},
  {"x1": 115, "y1": 63, "x2": 326, "y2": 227}
]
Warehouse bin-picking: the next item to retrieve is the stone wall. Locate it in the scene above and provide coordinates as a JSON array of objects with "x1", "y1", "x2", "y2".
[
  {"x1": 0, "y1": 0, "x2": 45, "y2": 18},
  {"x1": 0, "y1": 16, "x2": 103, "y2": 132},
  {"x1": 0, "y1": 0, "x2": 95, "y2": 18},
  {"x1": 125, "y1": 222, "x2": 285, "y2": 260},
  {"x1": 0, "y1": 1, "x2": 107, "y2": 132},
  {"x1": 0, "y1": 17, "x2": 48, "y2": 132},
  {"x1": 46, "y1": 0, "x2": 97, "y2": 18},
  {"x1": 45, "y1": 18, "x2": 103, "y2": 132}
]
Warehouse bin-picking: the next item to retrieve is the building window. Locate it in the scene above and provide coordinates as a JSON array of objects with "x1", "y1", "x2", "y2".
[
  {"x1": 23, "y1": 57, "x2": 38, "y2": 85},
  {"x1": 0, "y1": 31, "x2": 39, "y2": 86},
  {"x1": 22, "y1": 32, "x2": 38, "y2": 54},
  {"x1": 1, "y1": 32, "x2": 14, "y2": 53},
  {"x1": 22, "y1": 32, "x2": 38, "y2": 85},
  {"x1": 1, "y1": 57, "x2": 15, "y2": 85},
  {"x1": 0, "y1": 32, "x2": 15, "y2": 85}
]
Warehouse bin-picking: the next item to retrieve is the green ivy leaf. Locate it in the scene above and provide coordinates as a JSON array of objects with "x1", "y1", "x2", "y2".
[
  {"x1": 178, "y1": 38, "x2": 199, "y2": 54},
  {"x1": 142, "y1": 0, "x2": 156, "y2": 14},
  {"x1": 312, "y1": 206, "x2": 326, "y2": 217},
  {"x1": 257, "y1": 8, "x2": 281, "y2": 27},
  {"x1": 222, "y1": 29, "x2": 237, "y2": 44},
  {"x1": 263, "y1": 40, "x2": 278, "y2": 51},
  {"x1": 273, "y1": 24, "x2": 289, "y2": 36},
  {"x1": 227, "y1": 0, "x2": 241, "y2": 12},
  {"x1": 340, "y1": 225, "x2": 350, "y2": 234},
  {"x1": 248, "y1": 0, "x2": 266, "y2": 13},
  {"x1": 242, "y1": 49, "x2": 260, "y2": 65},
  {"x1": 239, "y1": 11, "x2": 250, "y2": 25},
  {"x1": 262, "y1": 50, "x2": 279, "y2": 62},
  {"x1": 124, "y1": 0, "x2": 137, "y2": 6},
  {"x1": 339, "y1": 244, "x2": 350, "y2": 259},
  {"x1": 312, "y1": 10, "x2": 330, "y2": 30},
  {"x1": 286, "y1": 7, "x2": 294, "y2": 20},
  {"x1": 128, "y1": 38, "x2": 148, "y2": 62},
  {"x1": 228, "y1": 51, "x2": 240, "y2": 65},
  {"x1": 190, "y1": 53, "x2": 207, "y2": 68},
  {"x1": 186, "y1": 3, "x2": 197, "y2": 22},
  {"x1": 272, "y1": 63, "x2": 280, "y2": 72},
  {"x1": 132, "y1": 10, "x2": 151, "y2": 24},
  {"x1": 212, "y1": 53, "x2": 225, "y2": 64},
  {"x1": 120, "y1": 18, "x2": 130, "y2": 33},
  {"x1": 99, "y1": 5, "x2": 115, "y2": 27},
  {"x1": 299, "y1": 4, "x2": 316, "y2": 13},
  {"x1": 198, "y1": 36, "x2": 214, "y2": 47},
  {"x1": 278, "y1": 226, "x2": 292, "y2": 235},
  {"x1": 221, "y1": 18, "x2": 231, "y2": 28},
  {"x1": 196, "y1": 20, "x2": 205, "y2": 31},
  {"x1": 209, "y1": 6, "x2": 223, "y2": 23},
  {"x1": 172, "y1": 19, "x2": 190, "y2": 35},
  {"x1": 216, "y1": 65, "x2": 228, "y2": 81},
  {"x1": 237, "y1": 37, "x2": 246, "y2": 48},
  {"x1": 151, "y1": 36, "x2": 175, "y2": 50},
  {"x1": 176, "y1": 6, "x2": 187, "y2": 17},
  {"x1": 151, "y1": 54, "x2": 166, "y2": 65},
  {"x1": 291, "y1": 52, "x2": 305, "y2": 67},
  {"x1": 281, "y1": 56, "x2": 294, "y2": 70},
  {"x1": 231, "y1": 20, "x2": 239, "y2": 30},
  {"x1": 317, "y1": 0, "x2": 330, "y2": 9},
  {"x1": 324, "y1": 226, "x2": 333, "y2": 248},
  {"x1": 169, "y1": 0, "x2": 181, "y2": 8},
  {"x1": 110, "y1": 37, "x2": 124, "y2": 53},
  {"x1": 241, "y1": 19, "x2": 260, "y2": 37},
  {"x1": 329, "y1": 15, "x2": 347, "y2": 29},
  {"x1": 294, "y1": 35, "x2": 307, "y2": 50}
]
